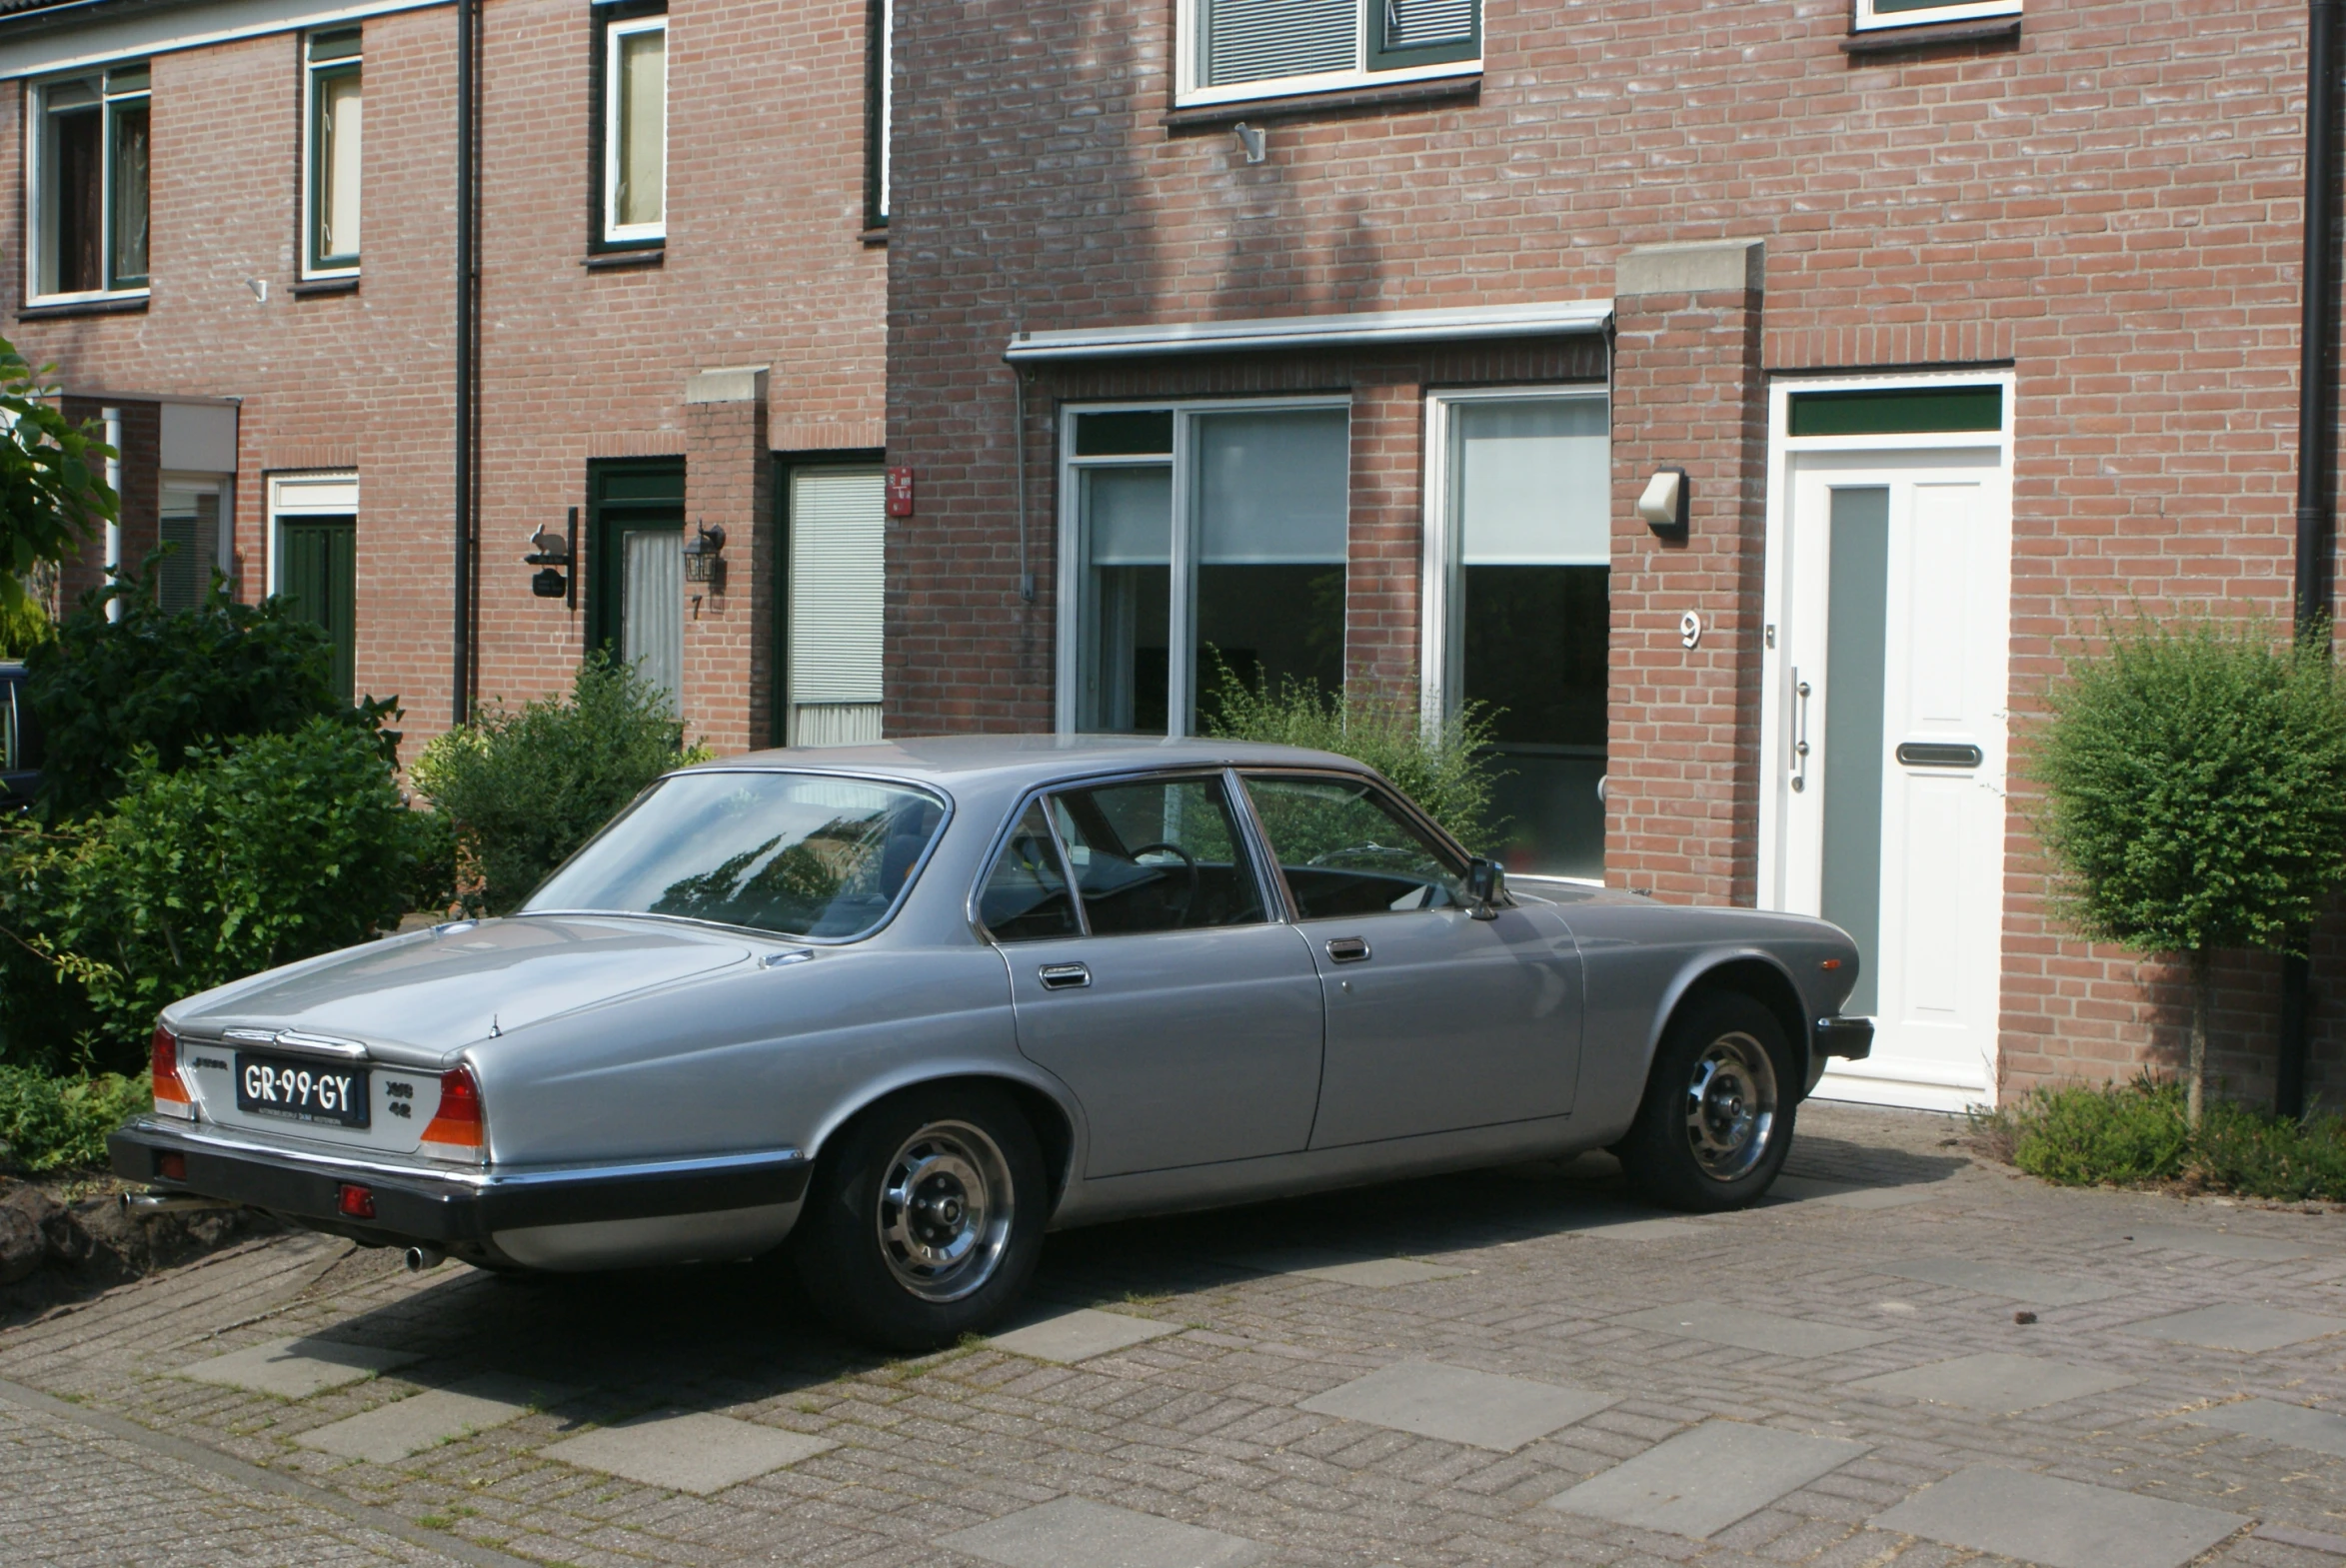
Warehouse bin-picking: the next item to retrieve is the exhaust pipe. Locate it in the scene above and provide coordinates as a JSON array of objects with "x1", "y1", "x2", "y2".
[
  {"x1": 120, "y1": 1190, "x2": 238, "y2": 1217},
  {"x1": 403, "y1": 1246, "x2": 447, "y2": 1273}
]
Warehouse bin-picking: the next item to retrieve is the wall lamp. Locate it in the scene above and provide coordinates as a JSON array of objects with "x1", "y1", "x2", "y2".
[
  {"x1": 1636, "y1": 466, "x2": 1689, "y2": 537},
  {"x1": 683, "y1": 521, "x2": 727, "y2": 587},
  {"x1": 526, "y1": 509, "x2": 577, "y2": 610}
]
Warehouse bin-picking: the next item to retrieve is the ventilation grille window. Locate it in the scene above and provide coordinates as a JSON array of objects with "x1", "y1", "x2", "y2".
[
  {"x1": 1383, "y1": 0, "x2": 1471, "y2": 49},
  {"x1": 1202, "y1": 0, "x2": 1356, "y2": 87}
]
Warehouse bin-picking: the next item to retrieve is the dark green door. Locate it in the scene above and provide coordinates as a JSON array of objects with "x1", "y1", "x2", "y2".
[
  {"x1": 280, "y1": 516, "x2": 357, "y2": 703},
  {"x1": 589, "y1": 459, "x2": 686, "y2": 709}
]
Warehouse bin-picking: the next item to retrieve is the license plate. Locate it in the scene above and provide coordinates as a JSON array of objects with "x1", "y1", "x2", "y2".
[{"x1": 234, "y1": 1052, "x2": 369, "y2": 1128}]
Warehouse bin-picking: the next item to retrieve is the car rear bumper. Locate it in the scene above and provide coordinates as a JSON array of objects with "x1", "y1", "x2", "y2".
[
  {"x1": 108, "y1": 1118, "x2": 810, "y2": 1246},
  {"x1": 1814, "y1": 1015, "x2": 1874, "y2": 1061}
]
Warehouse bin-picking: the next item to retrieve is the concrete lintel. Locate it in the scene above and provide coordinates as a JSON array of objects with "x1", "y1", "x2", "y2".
[
  {"x1": 1615, "y1": 239, "x2": 1764, "y2": 300},
  {"x1": 685, "y1": 366, "x2": 771, "y2": 406}
]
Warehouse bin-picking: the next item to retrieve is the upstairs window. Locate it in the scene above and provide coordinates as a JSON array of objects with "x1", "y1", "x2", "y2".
[
  {"x1": 598, "y1": 7, "x2": 667, "y2": 247},
  {"x1": 1178, "y1": 0, "x2": 1478, "y2": 107},
  {"x1": 865, "y1": 0, "x2": 890, "y2": 227},
  {"x1": 32, "y1": 64, "x2": 149, "y2": 300},
  {"x1": 304, "y1": 31, "x2": 361, "y2": 277},
  {"x1": 1853, "y1": 0, "x2": 2020, "y2": 30}
]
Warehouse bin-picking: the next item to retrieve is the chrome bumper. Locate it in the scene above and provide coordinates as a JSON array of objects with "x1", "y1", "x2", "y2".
[{"x1": 108, "y1": 1118, "x2": 809, "y2": 1245}]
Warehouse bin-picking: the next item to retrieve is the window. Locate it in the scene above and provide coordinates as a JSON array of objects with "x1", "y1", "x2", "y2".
[
  {"x1": 1063, "y1": 402, "x2": 1347, "y2": 738},
  {"x1": 783, "y1": 466, "x2": 886, "y2": 747},
  {"x1": 865, "y1": 0, "x2": 890, "y2": 227},
  {"x1": 304, "y1": 31, "x2": 361, "y2": 277},
  {"x1": 1852, "y1": 0, "x2": 2019, "y2": 31},
  {"x1": 157, "y1": 482, "x2": 224, "y2": 616},
  {"x1": 1177, "y1": 0, "x2": 1477, "y2": 107},
  {"x1": 31, "y1": 64, "x2": 149, "y2": 300},
  {"x1": 1424, "y1": 391, "x2": 1610, "y2": 880},
  {"x1": 1240, "y1": 774, "x2": 1468, "y2": 919},
  {"x1": 1050, "y1": 776, "x2": 1266, "y2": 934},
  {"x1": 599, "y1": 9, "x2": 667, "y2": 247},
  {"x1": 979, "y1": 801, "x2": 1081, "y2": 940}
]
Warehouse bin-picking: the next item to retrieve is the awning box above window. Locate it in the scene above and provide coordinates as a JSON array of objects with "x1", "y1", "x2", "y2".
[{"x1": 1005, "y1": 300, "x2": 1612, "y2": 363}]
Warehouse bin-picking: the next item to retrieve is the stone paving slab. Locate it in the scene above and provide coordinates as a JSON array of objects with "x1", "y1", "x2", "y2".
[
  {"x1": 294, "y1": 1375, "x2": 566, "y2": 1464},
  {"x1": 535, "y1": 1410, "x2": 837, "y2": 1495},
  {"x1": 2122, "y1": 1301, "x2": 2346, "y2": 1352},
  {"x1": 1298, "y1": 1361, "x2": 1619, "y2": 1451},
  {"x1": 1770, "y1": 1175, "x2": 1946, "y2": 1209},
  {"x1": 1289, "y1": 1256, "x2": 1470, "y2": 1285},
  {"x1": 1870, "y1": 1463, "x2": 2250, "y2": 1568},
  {"x1": 2124, "y1": 1222, "x2": 2325, "y2": 1261},
  {"x1": 2188, "y1": 1398, "x2": 2346, "y2": 1458},
  {"x1": 1849, "y1": 1351, "x2": 2137, "y2": 1412},
  {"x1": 938, "y1": 1496, "x2": 1267, "y2": 1568},
  {"x1": 1543, "y1": 1419, "x2": 1870, "y2": 1539},
  {"x1": 988, "y1": 1307, "x2": 1181, "y2": 1362},
  {"x1": 1555, "y1": 1213, "x2": 1713, "y2": 1240},
  {"x1": 1874, "y1": 1255, "x2": 2125, "y2": 1304},
  {"x1": 178, "y1": 1337, "x2": 423, "y2": 1399},
  {"x1": 1614, "y1": 1299, "x2": 1891, "y2": 1358}
]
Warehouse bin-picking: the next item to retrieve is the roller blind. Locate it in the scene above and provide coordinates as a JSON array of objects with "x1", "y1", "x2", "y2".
[
  {"x1": 1201, "y1": 0, "x2": 1355, "y2": 87},
  {"x1": 1381, "y1": 0, "x2": 1472, "y2": 49},
  {"x1": 1455, "y1": 398, "x2": 1609, "y2": 567},
  {"x1": 1196, "y1": 408, "x2": 1348, "y2": 564},
  {"x1": 790, "y1": 468, "x2": 886, "y2": 706},
  {"x1": 1083, "y1": 467, "x2": 1172, "y2": 566}
]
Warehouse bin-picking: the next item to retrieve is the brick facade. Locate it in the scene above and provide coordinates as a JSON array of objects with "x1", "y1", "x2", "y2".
[{"x1": 888, "y1": 0, "x2": 2346, "y2": 1105}]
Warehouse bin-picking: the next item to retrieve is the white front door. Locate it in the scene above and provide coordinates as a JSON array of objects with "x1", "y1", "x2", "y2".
[{"x1": 1772, "y1": 447, "x2": 2011, "y2": 1111}]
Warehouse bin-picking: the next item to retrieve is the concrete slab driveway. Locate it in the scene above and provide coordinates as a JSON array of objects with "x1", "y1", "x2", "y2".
[{"x1": 9, "y1": 1102, "x2": 2346, "y2": 1567}]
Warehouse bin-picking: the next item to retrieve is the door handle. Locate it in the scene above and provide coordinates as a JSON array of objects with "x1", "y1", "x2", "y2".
[
  {"x1": 1325, "y1": 936, "x2": 1371, "y2": 964},
  {"x1": 1038, "y1": 962, "x2": 1091, "y2": 990},
  {"x1": 1791, "y1": 672, "x2": 1812, "y2": 793}
]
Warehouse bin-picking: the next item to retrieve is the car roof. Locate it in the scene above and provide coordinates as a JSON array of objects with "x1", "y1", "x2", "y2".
[{"x1": 674, "y1": 733, "x2": 1372, "y2": 787}]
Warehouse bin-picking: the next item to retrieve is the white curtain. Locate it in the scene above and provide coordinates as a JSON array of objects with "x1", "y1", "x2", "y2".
[
  {"x1": 320, "y1": 72, "x2": 361, "y2": 258},
  {"x1": 623, "y1": 528, "x2": 683, "y2": 714}
]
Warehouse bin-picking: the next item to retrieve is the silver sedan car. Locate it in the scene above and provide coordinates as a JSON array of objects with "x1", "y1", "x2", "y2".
[{"x1": 111, "y1": 738, "x2": 1870, "y2": 1348}]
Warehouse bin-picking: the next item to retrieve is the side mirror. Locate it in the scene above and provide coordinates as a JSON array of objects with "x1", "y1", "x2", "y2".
[{"x1": 1465, "y1": 857, "x2": 1505, "y2": 920}]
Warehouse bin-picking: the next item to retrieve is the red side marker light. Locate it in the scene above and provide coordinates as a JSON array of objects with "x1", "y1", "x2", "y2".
[
  {"x1": 337, "y1": 1183, "x2": 376, "y2": 1219},
  {"x1": 420, "y1": 1064, "x2": 485, "y2": 1155},
  {"x1": 156, "y1": 1151, "x2": 186, "y2": 1181},
  {"x1": 1820, "y1": 958, "x2": 1842, "y2": 970},
  {"x1": 151, "y1": 1025, "x2": 194, "y2": 1119}
]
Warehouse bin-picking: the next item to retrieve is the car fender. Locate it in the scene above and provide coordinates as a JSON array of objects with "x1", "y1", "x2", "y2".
[
  {"x1": 803, "y1": 1054, "x2": 1091, "y2": 1217},
  {"x1": 1643, "y1": 945, "x2": 1815, "y2": 1092}
]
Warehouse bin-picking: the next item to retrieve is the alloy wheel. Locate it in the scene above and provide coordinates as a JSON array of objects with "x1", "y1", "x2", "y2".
[
  {"x1": 1681, "y1": 1030, "x2": 1779, "y2": 1182},
  {"x1": 875, "y1": 1118, "x2": 1016, "y2": 1302}
]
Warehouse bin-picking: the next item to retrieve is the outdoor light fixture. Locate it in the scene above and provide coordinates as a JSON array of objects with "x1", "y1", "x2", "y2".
[
  {"x1": 1636, "y1": 466, "x2": 1689, "y2": 536},
  {"x1": 526, "y1": 509, "x2": 578, "y2": 608},
  {"x1": 1233, "y1": 123, "x2": 1266, "y2": 163},
  {"x1": 683, "y1": 521, "x2": 727, "y2": 586}
]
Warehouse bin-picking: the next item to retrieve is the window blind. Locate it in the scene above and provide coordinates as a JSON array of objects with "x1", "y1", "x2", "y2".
[
  {"x1": 1381, "y1": 0, "x2": 1472, "y2": 49},
  {"x1": 1454, "y1": 399, "x2": 1609, "y2": 567},
  {"x1": 790, "y1": 468, "x2": 887, "y2": 706},
  {"x1": 1201, "y1": 0, "x2": 1355, "y2": 87}
]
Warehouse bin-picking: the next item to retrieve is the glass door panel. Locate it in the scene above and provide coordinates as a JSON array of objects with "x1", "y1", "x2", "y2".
[
  {"x1": 1191, "y1": 408, "x2": 1347, "y2": 730},
  {"x1": 1076, "y1": 465, "x2": 1170, "y2": 734}
]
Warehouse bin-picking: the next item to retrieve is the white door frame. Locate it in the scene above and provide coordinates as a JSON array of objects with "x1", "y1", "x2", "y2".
[
  {"x1": 1756, "y1": 370, "x2": 2016, "y2": 1107},
  {"x1": 264, "y1": 470, "x2": 358, "y2": 598}
]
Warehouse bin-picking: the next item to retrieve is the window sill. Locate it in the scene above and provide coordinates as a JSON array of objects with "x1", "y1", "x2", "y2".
[
  {"x1": 583, "y1": 248, "x2": 664, "y2": 271},
  {"x1": 292, "y1": 276, "x2": 359, "y2": 298},
  {"x1": 861, "y1": 225, "x2": 889, "y2": 247},
  {"x1": 1164, "y1": 73, "x2": 1478, "y2": 129},
  {"x1": 1842, "y1": 17, "x2": 2020, "y2": 53},
  {"x1": 18, "y1": 294, "x2": 149, "y2": 322}
]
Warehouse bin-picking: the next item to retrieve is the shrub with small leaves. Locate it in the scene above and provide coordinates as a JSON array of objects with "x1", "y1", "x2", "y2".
[{"x1": 0, "y1": 1065, "x2": 148, "y2": 1171}]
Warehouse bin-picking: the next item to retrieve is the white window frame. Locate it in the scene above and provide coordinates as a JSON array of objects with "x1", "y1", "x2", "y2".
[
  {"x1": 1416, "y1": 384, "x2": 1609, "y2": 738},
  {"x1": 265, "y1": 470, "x2": 357, "y2": 597},
  {"x1": 301, "y1": 31, "x2": 361, "y2": 280},
  {"x1": 601, "y1": 12, "x2": 667, "y2": 247},
  {"x1": 1056, "y1": 394, "x2": 1352, "y2": 738},
  {"x1": 1853, "y1": 0, "x2": 2020, "y2": 32},
  {"x1": 25, "y1": 64, "x2": 151, "y2": 306},
  {"x1": 1173, "y1": 0, "x2": 1478, "y2": 109},
  {"x1": 1753, "y1": 368, "x2": 2016, "y2": 910}
]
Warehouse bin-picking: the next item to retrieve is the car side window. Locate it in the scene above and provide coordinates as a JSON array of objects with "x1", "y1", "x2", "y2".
[
  {"x1": 1048, "y1": 775, "x2": 1267, "y2": 935},
  {"x1": 1240, "y1": 774, "x2": 1469, "y2": 919},
  {"x1": 978, "y1": 802, "x2": 1080, "y2": 940}
]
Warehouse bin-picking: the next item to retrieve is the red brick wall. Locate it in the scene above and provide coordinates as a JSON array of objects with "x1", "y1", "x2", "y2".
[
  {"x1": 4, "y1": 0, "x2": 885, "y2": 750},
  {"x1": 891, "y1": 0, "x2": 2346, "y2": 1102}
]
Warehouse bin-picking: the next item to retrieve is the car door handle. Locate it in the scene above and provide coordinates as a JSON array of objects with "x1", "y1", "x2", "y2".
[
  {"x1": 1038, "y1": 962, "x2": 1092, "y2": 990},
  {"x1": 1325, "y1": 936, "x2": 1371, "y2": 963}
]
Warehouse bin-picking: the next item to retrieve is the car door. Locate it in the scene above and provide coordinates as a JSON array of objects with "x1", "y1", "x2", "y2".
[
  {"x1": 1238, "y1": 771, "x2": 1583, "y2": 1149},
  {"x1": 978, "y1": 773, "x2": 1324, "y2": 1178}
]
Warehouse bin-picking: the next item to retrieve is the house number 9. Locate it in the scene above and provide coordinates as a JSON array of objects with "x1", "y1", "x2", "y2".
[{"x1": 1680, "y1": 611, "x2": 1702, "y2": 650}]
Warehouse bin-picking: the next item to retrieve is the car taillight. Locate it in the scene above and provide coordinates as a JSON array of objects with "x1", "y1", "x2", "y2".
[
  {"x1": 151, "y1": 1025, "x2": 193, "y2": 1120},
  {"x1": 419, "y1": 1064, "x2": 485, "y2": 1157}
]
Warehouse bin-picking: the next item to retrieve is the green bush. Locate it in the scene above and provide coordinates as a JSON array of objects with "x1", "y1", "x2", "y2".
[
  {"x1": 25, "y1": 553, "x2": 399, "y2": 817},
  {"x1": 2032, "y1": 617, "x2": 2346, "y2": 1123},
  {"x1": 0, "y1": 1066, "x2": 148, "y2": 1171},
  {"x1": 4, "y1": 720, "x2": 444, "y2": 1070},
  {"x1": 1201, "y1": 666, "x2": 1503, "y2": 851},
  {"x1": 0, "y1": 593, "x2": 53, "y2": 660},
  {"x1": 412, "y1": 654, "x2": 710, "y2": 914},
  {"x1": 1978, "y1": 1074, "x2": 2346, "y2": 1201}
]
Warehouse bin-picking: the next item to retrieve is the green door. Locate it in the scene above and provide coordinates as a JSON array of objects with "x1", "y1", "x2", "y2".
[
  {"x1": 279, "y1": 516, "x2": 357, "y2": 703},
  {"x1": 589, "y1": 460, "x2": 687, "y2": 710}
]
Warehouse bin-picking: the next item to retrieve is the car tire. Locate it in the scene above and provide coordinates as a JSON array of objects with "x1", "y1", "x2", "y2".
[
  {"x1": 791, "y1": 1083, "x2": 1047, "y2": 1351},
  {"x1": 1617, "y1": 990, "x2": 1798, "y2": 1213}
]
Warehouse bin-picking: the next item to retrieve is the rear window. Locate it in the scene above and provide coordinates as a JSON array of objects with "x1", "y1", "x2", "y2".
[{"x1": 522, "y1": 772, "x2": 947, "y2": 938}]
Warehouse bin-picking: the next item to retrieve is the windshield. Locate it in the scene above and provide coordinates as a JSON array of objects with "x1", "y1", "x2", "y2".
[{"x1": 521, "y1": 772, "x2": 948, "y2": 939}]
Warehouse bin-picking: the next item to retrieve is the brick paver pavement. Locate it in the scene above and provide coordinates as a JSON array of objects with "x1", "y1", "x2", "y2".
[{"x1": 10, "y1": 1103, "x2": 2346, "y2": 1566}]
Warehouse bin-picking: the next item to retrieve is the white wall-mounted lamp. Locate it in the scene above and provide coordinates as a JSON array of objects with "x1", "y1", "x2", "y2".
[
  {"x1": 1232, "y1": 122, "x2": 1266, "y2": 163},
  {"x1": 1636, "y1": 466, "x2": 1688, "y2": 535}
]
